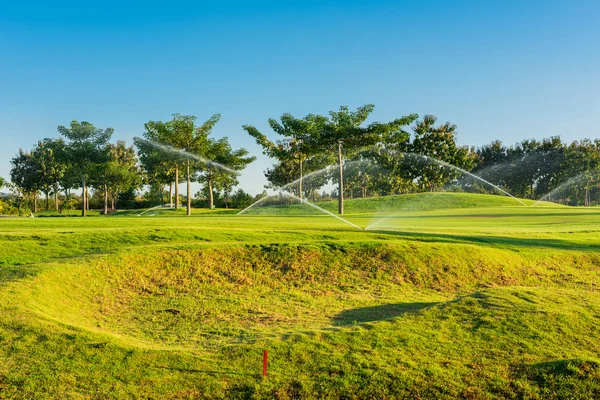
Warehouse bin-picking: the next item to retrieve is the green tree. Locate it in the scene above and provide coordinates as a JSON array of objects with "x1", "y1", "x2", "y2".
[
  {"x1": 94, "y1": 141, "x2": 142, "y2": 213},
  {"x1": 140, "y1": 120, "x2": 182, "y2": 208},
  {"x1": 143, "y1": 114, "x2": 221, "y2": 215},
  {"x1": 10, "y1": 149, "x2": 41, "y2": 213},
  {"x1": 407, "y1": 115, "x2": 476, "y2": 192},
  {"x1": 312, "y1": 105, "x2": 417, "y2": 214},
  {"x1": 169, "y1": 114, "x2": 221, "y2": 215},
  {"x1": 561, "y1": 139, "x2": 600, "y2": 206},
  {"x1": 244, "y1": 114, "x2": 321, "y2": 201},
  {"x1": 230, "y1": 188, "x2": 254, "y2": 209},
  {"x1": 31, "y1": 138, "x2": 68, "y2": 211},
  {"x1": 58, "y1": 121, "x2": 113, "y2": 216},
  {"x1": 196, "y1": 137, "x2": 255, "y2": 209}
]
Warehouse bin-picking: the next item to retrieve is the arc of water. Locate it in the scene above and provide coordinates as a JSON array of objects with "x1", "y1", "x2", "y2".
[
  {"x1": 134, "y1": 137, "x2": 237, "y2": 174},
  {"x1": 138, "y1": 203, "x2": 175, "y2": 216},
  {"x1": 237, "y1": 194, "x2": 273, "y2": 215},
  {"x1": 364, "y1": 152, "x2": 528, "y2": 231},
  {"x1": 279, "y1": 164, "x2": 338, "y2": 193},
  {"x1": 238, "y1": 191, "x2": 363, "y2": 230},
  {"x1": 532, "y1": 172, "x2": 588, "y2": 206},
  {"x1": 283, "y1": 192, "x2": 363, "y2": 230},
  {"x1": 406, "y1": 153, "x2": 528, "y2": 207}
]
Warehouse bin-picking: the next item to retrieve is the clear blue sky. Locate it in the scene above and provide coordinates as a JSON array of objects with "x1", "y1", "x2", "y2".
[{"x1": 1, "y1": 0, "x2": 599, "y2": 195}]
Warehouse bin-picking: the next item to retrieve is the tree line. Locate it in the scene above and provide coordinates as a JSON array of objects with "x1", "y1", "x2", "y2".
[
  {"x1": 245, "y1": 105, "x2": 600, "y2": 211},
  {"x1": 2, "y1": 105, "x2": 599, "y2": 216},
  {"x1": 4, "y1": 114, "x2": 255, "y2": 216}
]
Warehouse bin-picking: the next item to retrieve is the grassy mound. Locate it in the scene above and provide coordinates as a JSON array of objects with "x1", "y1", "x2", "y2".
[
  {"x1": 2, "y1": 241, "x2": 599, "y2": 398},
  {"x1": 242, "y1": 192, "x2": 556, "y2": 216}
]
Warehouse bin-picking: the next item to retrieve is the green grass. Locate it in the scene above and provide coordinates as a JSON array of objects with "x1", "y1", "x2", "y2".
[
  {"x1": 242, "y1": 192, "x2": 557, "y2": 216},
  {"x1": 1, "y1": 192, "x2": 600, "y2": 398}
]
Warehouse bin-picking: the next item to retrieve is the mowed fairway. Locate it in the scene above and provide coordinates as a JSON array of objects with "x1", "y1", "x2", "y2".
[{"x1": 1, "y1": 193, "x2": 600, "y2": 399}]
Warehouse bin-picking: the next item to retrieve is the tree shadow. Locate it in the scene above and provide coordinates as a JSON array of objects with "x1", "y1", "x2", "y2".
[
  {"x1": 0, "y1": 265, "x2": 40, "y2": 288},
  {"x1": 332, "y1": 301, "x2": 439, "y2": 326},
  {"x1": 152, "y1": 366, "x2": 255, "y2": 377},
  {"x1": 368, "y1": 229, "x2": 600, "y2": 252},
  {"x1": 510, "y1": 358, "x2": 600, "y2": 383}
]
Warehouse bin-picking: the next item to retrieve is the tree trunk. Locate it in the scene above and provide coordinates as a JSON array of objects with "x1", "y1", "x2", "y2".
[
  {"x1": 337, "y1": 141, "x2": 344, "y2": 215},
  {"x1": 530, "y1": 183, "x2": 534, "y2": 199},
  {"x1": 174, "y1": 167, "x2": 180, "y2": 210},
  {"x1": 299, "y1": 157, "x2": 303, "y2": 204},
  {"x1": 585, "y1": 187, "x2": 590, "y2": 207},
  {"x1": 208, "y1": 175, "x2": 214, "y2": 209},
  {"x1": 54, "y1": 188, "x2": 59, "y2": 211},
  {"x1": 169, "y1": 182, "x2": 173, "y2": 207},
  {"x1": 103, "y1": 184, "x2": 108, "y2": 215},
  {"x1": 81, "y1": 173, "x2": 86, "y2": 217},
  {"x1": 112, "y1": 197, "x2": 116, "y2": 211},
  {"x1": 186, "y1": 160, "x2": 191, "y2": 216},
  {"x1": 86, "y1": 187, "x2": 90, "y2": 211},
  {"x1": 33, "y1": 194, "x2": 37, "y2": 213}
]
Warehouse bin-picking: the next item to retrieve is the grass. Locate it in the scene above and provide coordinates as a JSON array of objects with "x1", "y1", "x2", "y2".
[
  {"x1": 0, "y1": 192, "x2": 599, "y2": 398},
  {"x1": 242, "y1": 192, "x2": 555, "y2": 216}
]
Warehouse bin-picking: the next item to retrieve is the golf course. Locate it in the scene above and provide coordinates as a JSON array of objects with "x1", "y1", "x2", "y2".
[{"x1": 1, "y1": 192, "x2": 599, "y2": 399}]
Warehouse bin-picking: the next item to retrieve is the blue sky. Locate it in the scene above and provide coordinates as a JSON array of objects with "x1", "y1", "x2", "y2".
[{"x1": 1, "y1": 0, "x2": 599, "y2": 194}]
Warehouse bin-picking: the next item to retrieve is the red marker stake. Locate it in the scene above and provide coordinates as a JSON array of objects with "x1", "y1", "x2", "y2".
[{"x1": 262, "y1": 350, "x2": 268, "y2": 378}]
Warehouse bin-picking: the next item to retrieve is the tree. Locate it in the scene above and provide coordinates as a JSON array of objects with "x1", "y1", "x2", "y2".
[
  {"x1": 244, "y1": 114, "x2": 321, "y2": 202},
  {"x1": 10, "y1": 149, "x2": 41, "y2": 213},
  {"x1": 58, "y1": 160, "x2": 81, "y2": 213},
  {"x1": 561, "y1": 139, "x2": 600, "y2": 206},
  {"x1": 169, "y1": 114, "x2": 221, "y2": 215},
  {"x1": 31, "y1": 138, "x2": 67, "y2": 211},
  {"x1": 196, "y1": 137, "x2": 255, "y2": 209},
  {"x1": 312, "y1": 105, "x2": 417, "y2": 214},
  {"x1": 94, "y1": 141, "x2": 142, "y2": 213},
  {"x1": 143, "y1": 113, "x2": 221, "y2": 215},
  {"x1": 140, "y1": 120, "x2": 182, "y2": 208},
  {"x1": 406, "y1": 115, "x2": 476, "y2": 192},
  {"x1": 0, "y1": 176, "x2": 4, "y2": 189},
  {"x1": 58, "y1": 121, "x2": 113, "y2": 216},
  {"x1": 230, "y1": 188, "x2": 254, "y2": 209}
]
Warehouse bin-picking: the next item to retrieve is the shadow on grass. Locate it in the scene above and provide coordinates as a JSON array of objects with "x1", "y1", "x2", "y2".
[
  {"x1": 152, "y1": 366, "x2": 255, "y2": 377},
  {"x1": 369, "y1": 211, "x2": 600, "y2": 220},
  {"x1": 0, "y1": 265, "x2": 40, "y2": 288},
  {"x1": 332, "y1": 301, "x2": 439, "y2": 326},
  {"x1": 510, "y1": 358, "x2": 600, "y2": 394},
  {"x1": 369, "y1": 230, "x2": 600, "y2": 252}
]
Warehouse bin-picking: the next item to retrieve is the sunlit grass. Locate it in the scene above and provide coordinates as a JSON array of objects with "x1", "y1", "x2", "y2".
[{"x1": 1, "y1": 193, "x2": 600, "y2": 398}]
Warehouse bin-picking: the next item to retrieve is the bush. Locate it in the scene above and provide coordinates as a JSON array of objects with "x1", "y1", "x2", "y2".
[{"x1": 0, "y1": 199, "x2": 20, "y2": 216}]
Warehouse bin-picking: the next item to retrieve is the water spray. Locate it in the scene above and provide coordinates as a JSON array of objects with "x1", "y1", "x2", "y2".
[
  {"x1": 238, "y1": 191, "x2": 363, "y2": 230},
  {"x1": 134, "y1": 137, "x2": 238, "y2": 174},
  {"x1": 138, "y1": 203, "x2": 175, "y2": 216}
]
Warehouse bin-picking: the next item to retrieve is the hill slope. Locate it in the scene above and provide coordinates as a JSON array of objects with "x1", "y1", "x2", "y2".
[
  {"x1": 242, "y1": 192, "x2": 558, "y2": 216},
  {"x1": 0, "y1": 206, "x2": 599, "y2": 398}
]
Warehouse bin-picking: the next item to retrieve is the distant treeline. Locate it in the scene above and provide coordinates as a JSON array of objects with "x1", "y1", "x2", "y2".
[
  {"x1": 3, "y1": 115, "x2": 255, "y2": 216},
  {"x1": 2, "y1": 105, "x2": 599, "y2": 216},
  {"x1": 246, "y1": 107, "x2": 600, "y2": 209}
]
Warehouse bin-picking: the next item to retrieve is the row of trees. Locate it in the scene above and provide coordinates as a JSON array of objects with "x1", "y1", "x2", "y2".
[
  {"x1": 244, "y1": 106, "x2": 474, "y2": 213},
  {"x1": 9, "y1": 123, "x2": 140, "y2": 215},
  {"x1": 7, "y1": 114, "x2": 255, "y2": 216},
  {"x1": 245, "y1": 105, "x2": 600, "y2": 210},
  {"x1": 5, "y1": 105, "x2": 600, "y2": 216},
  {"x1": 474, "y1": 138, "x2": 600, "y2": 205},
  {"x1": 135, "y1": 113, "x2": 255, "y2": 215}
]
